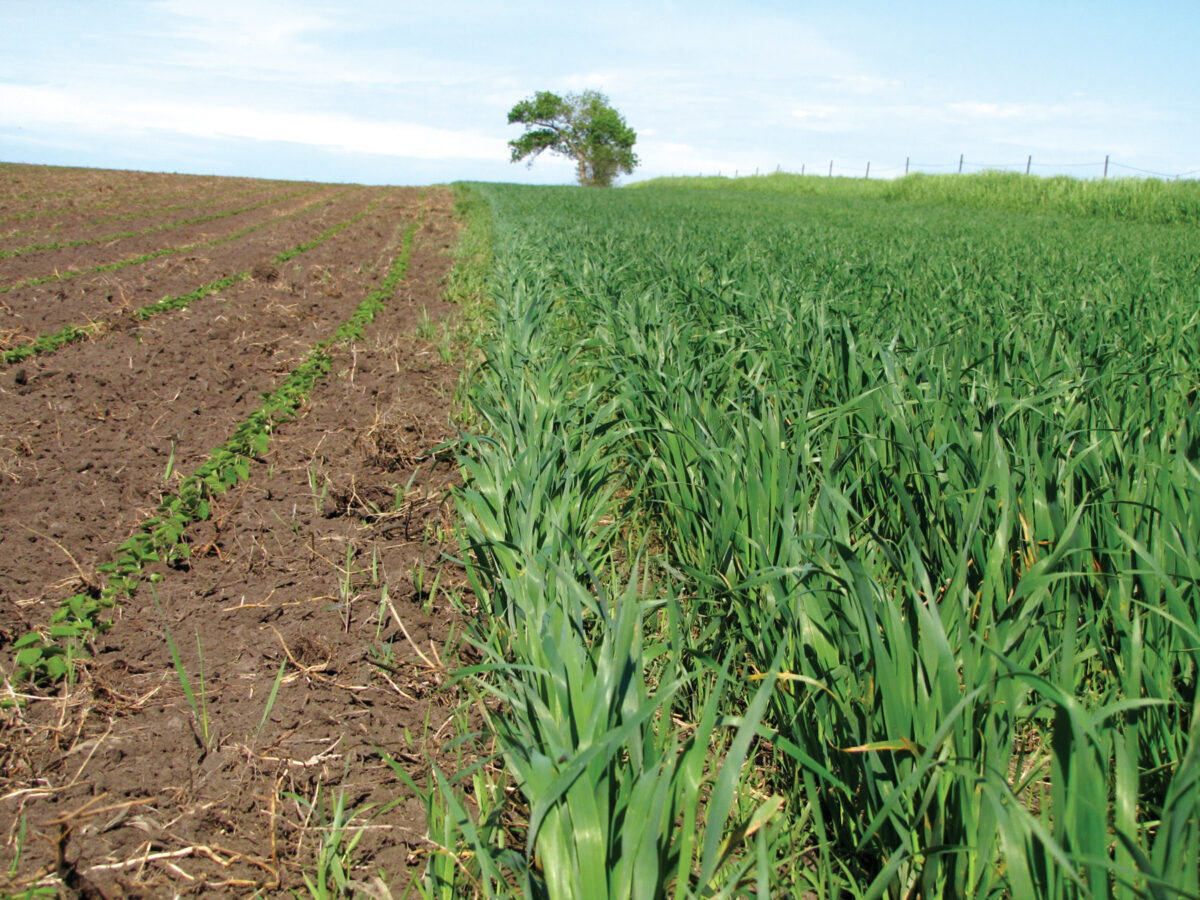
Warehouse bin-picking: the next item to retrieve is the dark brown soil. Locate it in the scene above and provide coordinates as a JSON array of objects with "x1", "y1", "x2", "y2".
[
  {"x1": 0, "y1": 181, "x2": 303, "y2": 254},
  {"x1": 0, "y1": 186, "x2": 352, "y2": 295},
  {"x1": 0, "y1": 165, "x2": 470, "y2": 896},
  {"x1": 0, "y1": 165, "x2": 298, "y2": 223},
  {"x1": 0, "y1": 189, "x2": 376, "y2": 349},
  {"x1": 0, "y1": 188, "x2": 421, "y2": 608}
]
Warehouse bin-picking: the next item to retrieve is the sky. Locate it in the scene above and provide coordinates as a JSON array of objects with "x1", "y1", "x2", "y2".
[{"x1": 2, "y1": 1, "x2": 1198, "y2": 186}]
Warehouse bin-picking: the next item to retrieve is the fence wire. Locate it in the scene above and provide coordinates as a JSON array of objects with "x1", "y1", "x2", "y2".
[{"x1": 697, "y1": 156, "x2": 1199, "y2": 181}]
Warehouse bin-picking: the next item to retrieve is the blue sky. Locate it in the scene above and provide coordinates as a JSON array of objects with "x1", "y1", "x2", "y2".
[{"x1": 2, "y1": 1, "x2": 1197, "y2": 185}]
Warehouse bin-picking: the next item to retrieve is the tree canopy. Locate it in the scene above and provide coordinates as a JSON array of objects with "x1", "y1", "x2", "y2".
[{"x1": 507, "y1": 90, "x2": 638, "y2": 187}]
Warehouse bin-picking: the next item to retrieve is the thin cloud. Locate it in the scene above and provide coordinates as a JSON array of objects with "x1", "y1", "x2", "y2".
[
  {"x1": 637, "y1": 141, "x2": 754, "y2": 178},
  {"x1": 946, "y1": 102, "x2": 1068, "y2": 122},
  {"x1": 149, "y1": 0, "x2": 338, "y2": 49},
  {"x1": 2, "y1": 1, "x2": 1195, "y2": 182},
  {"x1": 791, "y1": 105, "x2": 859, "y2": 133},
  {"x1": 146, "y1": 0, "x2": 492, "y2": 89},
  {"x1": 1, "y1": 83, "x2": 507, "y2": 161}
]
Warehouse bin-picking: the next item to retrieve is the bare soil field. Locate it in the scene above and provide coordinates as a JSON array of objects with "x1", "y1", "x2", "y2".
[
  {"x1": 0, "y1": 189, "x2": 381, "y2": 357},
  {"x1": 0, "y1": 164, "x2": 468, "y2": 896},
  {"x1": 0, "y1": 166, "x2": 292, "y2": 225},
  {"x1": 0, "y1": 185, "x2": 347, "y2": 296},
  {"x1": 0, "y1": 180, "x2": 306, "y2": 255}
]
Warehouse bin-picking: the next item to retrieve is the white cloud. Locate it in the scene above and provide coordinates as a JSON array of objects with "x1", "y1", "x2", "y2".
[
  {"x1": 143, "y1": 0, "x2": 494, "y2": 90},
  {"x1": 1, "y1": 83, "x2": 507, "y2": 161},
  {"x1": 790, "y1": 105, "x2": 858, "y2": 133},
  {"x1": 3, "y1": 1, "x2": 1193, "y2": 183},
  {"x1": 561, "y1": 72, "x2": 627, "y2": 93},
  {"x1": 150, "y1": 0, "x2": 336, "y2": 49},
  {"x1": 946, "y1": 102, "x2": 1066, "y2": 122},
  {"x1": 636, "y1": 140, "x2": 754, "y2": 177},
  {"x1": 825, "y1": 74, "x2": 900, "y2": 96}
]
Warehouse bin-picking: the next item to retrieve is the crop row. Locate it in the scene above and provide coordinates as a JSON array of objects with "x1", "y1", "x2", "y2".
[
  {"x1": 12, "y1": 201, "x2": 426, "y2": 682},
  {"x1": 0, "y1": 163, "x2": 287, "y2": 210},
  {"x1": 0, "y1": 186, "x2": 410, "y2": 617},
  {"x1": 434, "y1": 179, "x2": 1200, "y2": 898},
  {"x1": 1, "y1": 194, "x2": 377, "y2": 366},
  {"x1": 0, "y1": 185, "x2": 349, "y2": 294},
  {"x1": 0, "y1": 187, "x2": 350, "y2": 302},
  {"x1": 0, "y1": 188, "x2": 376, "y2": 343},
  {"x1": 0, "y1": 187, "x2": 321, "y2": 259},
  {"x1": 0, "y1": 179, "x2": 302, "y2": 245}
]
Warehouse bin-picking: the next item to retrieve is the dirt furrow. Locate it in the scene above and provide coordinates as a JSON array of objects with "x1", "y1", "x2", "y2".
[
  {"x1": 0, "y1": 165, "x2": 285, "y2": 216},
  {"x1": 0, "y1": 178, "x2": 277, "y2": 232},
  {"x1": 0, "y1": 189, "x2": 375, "y2": 342},
  {"x1": 0, "y1": 181, "x2": 308, "y2": 252},
  {"x1": 1, "y1": 186, "x2": 463, "y2": 897},
  {"x1": 0, "y1": 186, "x2": 339, "y2": 287},
  {"x1": 0, "y1": 188, "x2": 421, "y2": 621}
]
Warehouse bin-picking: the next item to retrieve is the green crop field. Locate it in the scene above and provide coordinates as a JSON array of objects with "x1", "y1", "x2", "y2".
[{"x1": 429, "y1": 175, "x2": 1200, "y2": 898}]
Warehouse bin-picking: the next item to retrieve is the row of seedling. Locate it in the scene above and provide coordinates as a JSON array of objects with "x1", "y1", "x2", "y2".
[
  {"x1": 0, "y1": 185, "x2": 362, "y2": 295},
  {"x1": 419, "y1": 194, "x2": 788, "y2": 899},
  {"x1": 10, "y1": 208, "x2": 425, "y2": 684},
  {"x1": 0, "y1": 185, "x2": 323, "y2": 258},
  {"x1": 0, "y1": 179, "x2": 302, "y2": 236},
  {"x1": 1, "y1": 191, "x2": 379, "y2": 366},
  {"x1": 0, "y1": 164, "x2": 292, "y2": 211}
]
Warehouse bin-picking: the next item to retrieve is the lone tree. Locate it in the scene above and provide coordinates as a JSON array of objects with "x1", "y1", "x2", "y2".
[{"x1": 507, "y1": 90, "x2": 638, "y2": 187}]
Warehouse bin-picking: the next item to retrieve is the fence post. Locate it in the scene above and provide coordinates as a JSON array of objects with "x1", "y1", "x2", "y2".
[
  {"x1": 1103, "y1": 155, "x2": 1109, "y2": 179},
  {"x1": 829, "y1": 160, "x2": 833, "y2": 177},
  {"x1": 865, "y1": 162, "x2": 870, "y2": 179},
  {"x1": 1026, "y1": 155, "x2": 1032, "y2": 175},
  {"x1": 905, "y1": 156, "x2": 909, "y2": 175},
  {"x1": 958, "y1": 153, "x2": 964, "y2": 174},
  {"x1": 801, "y1": 164, "x2": 805, "y2": 175}
]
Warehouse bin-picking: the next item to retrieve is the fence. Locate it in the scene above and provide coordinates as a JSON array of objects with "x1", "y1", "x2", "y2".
[{"x1": 713, "y1": 156, "x2": 1200, "y2": 181}]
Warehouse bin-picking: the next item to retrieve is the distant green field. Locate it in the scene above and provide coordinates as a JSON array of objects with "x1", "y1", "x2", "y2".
[
  {"x1": 432, "y1": 175, "x2": 1200, "y2": 898},
  {"x1": 634, "y1": 169, "x2": 1200, "y2": 224}
]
